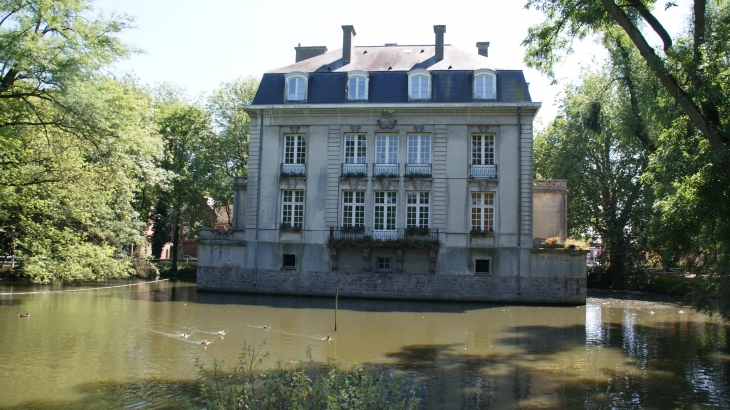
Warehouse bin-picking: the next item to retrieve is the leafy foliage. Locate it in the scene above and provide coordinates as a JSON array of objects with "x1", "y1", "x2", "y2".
[{"x1": 195, "y1": 340, "x2": 420, "y2": 410}]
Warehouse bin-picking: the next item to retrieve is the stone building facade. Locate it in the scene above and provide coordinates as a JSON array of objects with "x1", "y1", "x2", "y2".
[{"x1": 197, "y1": 25, "x2": 587, "y2": 303}]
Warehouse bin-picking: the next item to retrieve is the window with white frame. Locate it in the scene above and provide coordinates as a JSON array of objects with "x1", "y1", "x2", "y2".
[
  {"x1": 342, "y1": 191, "x2": 365, "y2": 227},
  {"x1": 471, "y1": 192, "x2": 495, "y2": 232},
  {"x1": 471, "y1": 134, "x2": 494, "y2": 165},
  {"x1": 285, "y1": 72, "x2": 308, "y2": 101},
  {"x1": 344, "y1": 134, "x2": 367, "y2": 164},
  {"x1": 374, "y1": 191, "x2": 397, "y2": 231},
  {"x1": 406, "y1": 192, "x2": 430, "y2": 228},
  {"x1": 281, "y1": 190, "x2": 304, "y2": 228},
  {"x1": 375, "y1": 135, "x2": 398, "y2": 163},
  {"x1": 474, "y1": 69, "x2": 496, "y2": 100},
  {"x1": 408, "y1": 69, "x2": 431, "y2": 100},
  {"x1": 347, "y1": 71, "x2": 369, "y2": 101},
  {"x1": 407, "y1": 134, "x2": 430, "y2": 164},
  {"x1": 284, "y1": 135, "x2": 306, "y2": 164}
]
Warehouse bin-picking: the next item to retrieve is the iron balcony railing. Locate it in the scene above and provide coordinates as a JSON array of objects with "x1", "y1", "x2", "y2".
[
  {"x1": 372, "y1": 163, "x2": 399, "y2": 178},
  {"x1": 405, "y1": 163, "x2": 432, "y2": 178},
  {"x1": 280, "y1": 163, "x2": 306, "y2": 177},
  {"x1": 341, "y1": 162, "x2": 368, "y2": 177},
  {"x1": 329, "y1": 227, "x2": 439, "y2": 241},
  {"x1": 470, "y1": 164, "x2": 497, "y2": 179}
]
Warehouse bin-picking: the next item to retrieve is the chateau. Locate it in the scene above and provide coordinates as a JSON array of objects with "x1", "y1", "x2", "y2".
[{"x1": 197, "y1": 25, "x2": 587, "y2": 303}]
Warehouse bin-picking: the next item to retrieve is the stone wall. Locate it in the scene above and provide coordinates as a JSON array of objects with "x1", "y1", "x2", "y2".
[{"x1": 197, "y1": 249, "x2": 586, "y2": 304}]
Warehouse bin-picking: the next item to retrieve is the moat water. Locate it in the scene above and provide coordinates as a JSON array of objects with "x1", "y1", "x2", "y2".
[{"x1": 0, "y1": 277, "x2": 728, "y2": 409}]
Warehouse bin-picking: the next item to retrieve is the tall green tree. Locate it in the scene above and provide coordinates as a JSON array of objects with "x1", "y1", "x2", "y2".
[
  {"x1": 0, "y1": 1, "x2": 163, "y2": 281},
  {"x1": 153, "y1": 86, "x2": 219, "y2": 273},
  {"x1": 524, "y1": 0, "x2": 730, "y2": 185},
  {"x1": 205, "y1": 76, "x2": 259, "y2": 214},
  {"x1": 535, "y1": 61, "x2": 657, "y2": 286}
]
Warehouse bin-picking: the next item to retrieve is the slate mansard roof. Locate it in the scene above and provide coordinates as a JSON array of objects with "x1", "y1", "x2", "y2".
[{"x1": 251, "y1": 44, "x2": 533, "y2": 105}]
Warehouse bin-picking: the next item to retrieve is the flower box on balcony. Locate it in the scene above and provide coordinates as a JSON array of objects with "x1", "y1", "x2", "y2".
[
  {"x1": 404, "y1": 226, "x2": 431, "y2": 236},
  {"x1": 405, "y1": 172, "x2": 432, "y2": 180},
  {"x1": 341, "y1": 172, "x2": 367, "y2": 179},
  {"x1": 279, "y1": 223, "x2": 302, "y2": 233},
  {"x1": 280, "y1": 171, "x2": 306, "y2": 179},
  {"x1": 469, "y1": 228, "x2": 494, "y2": 238}
]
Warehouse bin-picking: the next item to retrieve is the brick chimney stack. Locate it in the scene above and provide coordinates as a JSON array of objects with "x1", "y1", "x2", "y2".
[
  {"x1": 342, "y1": 25, "x2": 356, "y2": 63},
  {"x1": 434, "y1": 25, "x2": 446, "y2": 60},
  {"x1": 476, "y1": 42, "x2": 490, "y2": 57}
]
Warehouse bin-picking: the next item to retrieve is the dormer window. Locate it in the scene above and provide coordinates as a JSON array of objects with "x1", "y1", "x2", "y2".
[
  {"x1": 347, "y1": 70, "x2": 369, "y2": 101},
  {"x1": 285, "y1": 72, "x2": 309, "y2": 102},
  {"x1": 474, "y1": 69, "x2": 496, "y2": 100},
  {"x1": 407, "y1": 69, "x2": 431, "y2": 101}
]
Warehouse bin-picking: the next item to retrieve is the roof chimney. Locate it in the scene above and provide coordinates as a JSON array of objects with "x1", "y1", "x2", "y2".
[
  {"x1": 295, "y1": 46, "x2": 328, "y2": 63},
  {"x1": 476, "y1": 42, "x2": 490, "y2": 57},
  {"x1": 434, "y1": 25, "x2": 446, "y2": 60},
  {"x1": 342, "y1": 25, "x2": 356, "y2": 63}
]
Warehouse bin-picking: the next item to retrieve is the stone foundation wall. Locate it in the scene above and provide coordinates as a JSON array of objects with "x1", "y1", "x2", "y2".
[{"x1": 197, "y1": 267, "x2": 586, "y2": 304}]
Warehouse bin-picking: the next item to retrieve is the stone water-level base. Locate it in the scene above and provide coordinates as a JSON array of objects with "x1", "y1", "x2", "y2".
[{"x1": 197, "y1": 267, "x2": 586, "y2": 304}]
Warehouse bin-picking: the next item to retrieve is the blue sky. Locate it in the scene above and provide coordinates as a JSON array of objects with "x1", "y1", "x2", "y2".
[{"x1": 95, "y1": 0, "x2": 692, "y2": 129}]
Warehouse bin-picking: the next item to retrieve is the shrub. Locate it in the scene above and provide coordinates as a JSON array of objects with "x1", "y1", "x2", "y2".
[
  {"x1": 545, "y1": 236, "x2": 561, "y2": 247},
  {"x1": 195, "y1": 340, "x2": 420, "y2": 409},
  {"x1": 563, "y1": 238, "x2": 589, "y2": 250}
]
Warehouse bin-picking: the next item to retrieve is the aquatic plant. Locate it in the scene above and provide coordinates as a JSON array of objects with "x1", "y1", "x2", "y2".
[{"x1": 195, "y1": 340, "x2": 419, "y2": 409}]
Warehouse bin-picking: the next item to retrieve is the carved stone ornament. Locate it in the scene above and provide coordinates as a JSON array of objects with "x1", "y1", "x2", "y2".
[
  {"x1": 414, "y1": 125, "x2": 425, "y2": 132},
  {"x1": 478, "y1": 125, "x2": 490, "y2": 133},
  {"x1": 377, "y1": 111, "x2": 397, "y2": 129},
  {"x1": 350, "y1": 125, "x2": 361, "y2": 132},
  {"x1": 290, "y1": 125, "x2": 301, "y2": 133}
]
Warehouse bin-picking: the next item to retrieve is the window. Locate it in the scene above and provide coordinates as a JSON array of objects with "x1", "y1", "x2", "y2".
[
  {"x1": 285, "y1": 72, "x2": 308, "y2": 101},
  {"x1": 374, "y1": 191, "x2": 397, "y2": 233},
  {"x1": 283, "y1": 254, "x2": 296, "y2": 268},
  {"x1": 347, "y1": 71, "x2": 369, "y2": 101},
  {"x1": 407, "y1": 134, "x2": 430, "y2": 164},
  {"x1": 285, "y1": 134, "x2": 306, "y2": 164},
  {"x1": 281, "y1": 190, "x2": 304, "y2": 228},
  {"x1": 377, "y1": 257, "x2": 390, "y2": 272},
  {"x1": 471, "y1": 192, "x2": 495, "y2": 232},
  {"x1": 344, "y1": 134, "x2": 367, "y2": 164},
  {"x1": 408, "y1": 69, "x2": 431, "y2": 100},
  {"x1": 342, "y1": 191, "x2": 365, "y2": 227},
  {"x1": 407, "y1": 192, "x2": 429, "y2": 228},
  {"x1": 471, "y1": 134, "x2": 494, "y2": 165},
  {"x1": 375, "y1": 135, "x2": 398, "y2": 164},
  {"x1": 475, "y1": 259, "x2": 490, "y2": 274},
  {"x1": 474, "y1": 69, "x2": 496, "y2": 100}
]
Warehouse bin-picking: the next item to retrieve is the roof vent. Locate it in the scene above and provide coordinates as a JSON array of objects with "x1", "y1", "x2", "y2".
[
  {"x1": 294, "y1": 46, "x2": 328, "y2": 63},
  {"x1": 476, "y1": 42, "x2": 490, "y2": 57},
  {"x1": 434, "y1": 25, "x2": 446, "y2": 60},
  {"x1": 363, "y1": 50, "x2": 367, "y2": 54},
  {"x1": 342, "y1": 25, "x2": 356, "y2": 63}
]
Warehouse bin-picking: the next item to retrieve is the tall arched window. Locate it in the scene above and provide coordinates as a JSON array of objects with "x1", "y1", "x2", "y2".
[
  {"x1": 285, "y1": 72, "x2": 309, "y2": 102},
  {"x1": 473, "y1": 69, "x2": 497, "y2": 100}
]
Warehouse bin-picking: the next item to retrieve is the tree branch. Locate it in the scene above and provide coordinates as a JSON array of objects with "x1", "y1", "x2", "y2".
[
  {"x1": 627, "y1": 0, "x2": 673, "y2": 51},
  {"x1": 600, "y1": 0, "x2": 730, "y2": 184}
]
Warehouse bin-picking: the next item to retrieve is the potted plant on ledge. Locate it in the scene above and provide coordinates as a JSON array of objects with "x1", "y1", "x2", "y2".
[{"x1": 280, "y1": 223, "x2": 302, "y2": 233}]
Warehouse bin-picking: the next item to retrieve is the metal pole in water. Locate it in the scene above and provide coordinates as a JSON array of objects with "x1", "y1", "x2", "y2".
[{"x1": 335, "y1": 288, "x2": 339, "y2": 331}]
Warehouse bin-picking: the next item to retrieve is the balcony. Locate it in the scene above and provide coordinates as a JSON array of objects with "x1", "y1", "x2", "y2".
[
  {"x1": 405, "y1": 163, "x2": 432, "y2": 179},
  {"x1": 327, "y1": 226, "x2": 439, "y2": 250},
  {"x1": 372, "y1": 163, "x2": 399, "y2": 178},
  {"x1": 341, "y1": 162, "x2": 368, "y2": 178},
  {"x1": 280, "y1": 163, "x2": 306, "y2": 178},
  {"x1": 470, "y1": 164, "x2": 497, "y2": 179}
]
